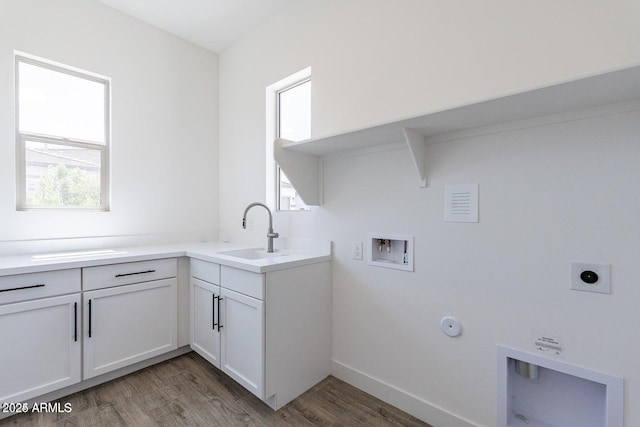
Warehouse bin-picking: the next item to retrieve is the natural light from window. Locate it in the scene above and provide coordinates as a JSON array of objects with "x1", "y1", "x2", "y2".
[
  {"x1": 277, "y1": 79, "x2": 310, "y2": 211},
  {"x1": 16, "y1": 55, "x2": 109, "y2": 210},
  {"x1": 19, "y1": 61, "x2": 106, "y2": 143}
]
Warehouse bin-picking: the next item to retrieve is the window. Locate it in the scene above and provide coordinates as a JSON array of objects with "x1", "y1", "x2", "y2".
[
  {"x1": 266, "y1": 68, "x2": 311, "y2": 212},
  {"x1": 15, "y1": 54, "x2": 110, "y2": 210},
  {"x1": 276, "y1": 79, "x2": 311, "y2": 211}
]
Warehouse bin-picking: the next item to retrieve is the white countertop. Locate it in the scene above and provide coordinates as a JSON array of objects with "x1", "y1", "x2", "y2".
[{"x1": 0, "y1": 240, "x2": 332, "y2": 276}]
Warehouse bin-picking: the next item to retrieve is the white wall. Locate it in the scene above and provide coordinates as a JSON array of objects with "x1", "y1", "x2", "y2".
[
  {"x1": 0, "y1": 0, "x2": 218, "y2": 252},
  {"x1": 218, "y1": 1, "x2": 640, "y2": 425}
]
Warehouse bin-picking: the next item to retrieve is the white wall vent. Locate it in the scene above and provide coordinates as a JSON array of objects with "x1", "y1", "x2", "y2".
[{"x1": 444, "y1": 184, "x2": 478, "y2": 223}]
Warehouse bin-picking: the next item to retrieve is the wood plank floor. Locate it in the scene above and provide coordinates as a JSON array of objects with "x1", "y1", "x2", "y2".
[{"x1": 1, "y1": 352, "x2": 432, "y2": 426}]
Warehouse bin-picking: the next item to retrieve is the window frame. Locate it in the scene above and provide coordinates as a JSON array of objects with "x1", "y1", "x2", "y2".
[
  {"x1": 15, "y1": 54, "x2": 111, "y2": 211},
  {"x1": 266, "y1": 67, "x2": 311, "y2": 212}
]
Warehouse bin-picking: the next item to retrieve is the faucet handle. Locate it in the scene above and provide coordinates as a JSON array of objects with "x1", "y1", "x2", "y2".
[{"x1": 267, "y1": 232, "x2": 279, "y2": 238}]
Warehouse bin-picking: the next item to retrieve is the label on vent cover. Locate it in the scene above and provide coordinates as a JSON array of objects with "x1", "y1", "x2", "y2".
[{"x1": 444, "y1": 184, "x2": 478, "y2": 223}]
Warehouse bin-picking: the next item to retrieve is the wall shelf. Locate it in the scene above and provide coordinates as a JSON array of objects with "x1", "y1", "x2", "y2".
[{"x1": 275, "y1": 64, "x2": 640, "y2": 206}]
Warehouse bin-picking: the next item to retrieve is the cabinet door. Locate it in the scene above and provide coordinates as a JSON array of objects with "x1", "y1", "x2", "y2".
[
  {"x1": 0, "y1": 293, "x2": 81, "y2": 404},
  {"x1": 220, "y1": 288, "x2": 265, "y2": 399},
  {"x1": 83, "y1": 279, "x2": 177, "y2": 379},
  {"x1": 190, "y1": 278, "x2": 221, "y2": 368}
]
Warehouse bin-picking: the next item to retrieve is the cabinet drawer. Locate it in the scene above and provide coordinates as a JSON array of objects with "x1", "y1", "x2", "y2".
[
  {"x1": 0, "y1": 269, "x2": 81, "y2": 305},
  {"x1": 83, "y1": 258, "x2": 177, "y2": 291},
  {"x1": 190, "y1": 259, "x2": 220, "y2": 285},
  {"x1": 220, "y1": 266, "x2": 264, "y2": 300}
]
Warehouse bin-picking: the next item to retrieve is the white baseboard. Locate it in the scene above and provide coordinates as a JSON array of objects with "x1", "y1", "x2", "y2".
[{"x1": 331, "y1": 359, "x2": 478, "y2": 427}]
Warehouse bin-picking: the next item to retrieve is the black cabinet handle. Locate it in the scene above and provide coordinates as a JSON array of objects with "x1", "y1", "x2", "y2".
[
  {"x1": 88, "y1": 299, "x2": 92, "y2": 338},
  {"x1": 212, "y1": 294, "x2": 217, "y2": 330},
  {"x1": 115, "y1": 269, "x2": 155, "y2": 278},
  {"x1": 217, "y1": 296, "x2": 223, "y2": 331},
  {"x1": 74, "y1": 302, "x2": 78, "y2": 342},
  {"x1": 0, "y1": 283, "x2": 45, "y2": 293}
]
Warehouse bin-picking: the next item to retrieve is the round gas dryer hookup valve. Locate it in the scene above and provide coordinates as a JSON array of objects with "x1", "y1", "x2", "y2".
[{"x1": 440, "y1": 316, "x2": 462, "y2": 337}]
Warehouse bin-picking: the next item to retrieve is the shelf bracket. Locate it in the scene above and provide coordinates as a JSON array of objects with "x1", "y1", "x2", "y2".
[
  {"x1": 402, "y1": 128, "x2": 428, "y2": 188},
  {"x1": 274, "y1": 138, "x2": 322, "y2": 205}
]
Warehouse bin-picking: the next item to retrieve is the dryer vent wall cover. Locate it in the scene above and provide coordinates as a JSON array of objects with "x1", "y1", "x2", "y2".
[{"x1": 444, "y1": 184, "x2": 478, "y2": 223}]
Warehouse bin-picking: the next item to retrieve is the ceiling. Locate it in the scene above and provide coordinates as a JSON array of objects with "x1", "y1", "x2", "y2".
[{"x1": 97, "y1": 0, "x2": 292, "y2": 53}]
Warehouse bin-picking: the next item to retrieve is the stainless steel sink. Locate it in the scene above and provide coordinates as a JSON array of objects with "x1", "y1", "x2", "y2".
[{"x1": 218, "y1": 248, "x2": 288, "y2": 260}]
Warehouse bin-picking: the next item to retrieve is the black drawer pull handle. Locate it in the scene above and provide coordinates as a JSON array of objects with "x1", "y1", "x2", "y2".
[
  {"x1": 88, "y1": 299, "x2": 92, "y2": 338},
  {"x1": 213, "y1": 294, "x2": 218, "y2": 330},
  {"x1": 73, "y1": 302, "x2": 78, "y2": 342},
  {"x1": 0, "y1": 283, "x2": 45, "y2": 293},
  {"x1": 115, "y1": 269, "x2": 156, "y2": 278},
  {"x1": 217, "y1": 296, "x2": 223, "y2": 331}
]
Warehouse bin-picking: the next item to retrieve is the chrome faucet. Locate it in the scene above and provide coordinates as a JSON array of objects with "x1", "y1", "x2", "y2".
[{"x1": 242, "y1": 202, "x2": 279, "y2": 253}]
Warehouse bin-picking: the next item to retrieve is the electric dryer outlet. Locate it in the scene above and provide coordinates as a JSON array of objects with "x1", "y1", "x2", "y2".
[{"x1": 570, "y1": 262, "x2": 611, "y2": 294}]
